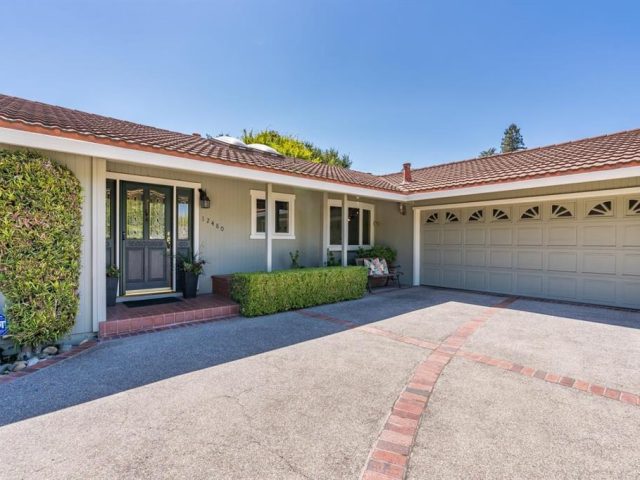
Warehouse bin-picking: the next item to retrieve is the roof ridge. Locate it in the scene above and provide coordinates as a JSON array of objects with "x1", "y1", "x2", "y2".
[{"x1": 380, "y1": 126, "x2": 640, "y2": 178}]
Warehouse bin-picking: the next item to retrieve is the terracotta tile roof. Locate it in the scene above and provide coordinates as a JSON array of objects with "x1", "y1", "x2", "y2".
[
  {"x1": 1, "y1": 94, "x2": 639, "y2": 196},
  {"x1": 0, "y1": 94, "x2": 401, "y2": 192},
  {"x1": 382, "y1": 128, "x2": 640, "y2": 192}
]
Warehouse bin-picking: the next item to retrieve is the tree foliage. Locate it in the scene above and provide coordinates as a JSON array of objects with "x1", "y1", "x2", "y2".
[
  {"x1": 241, "y1": 129, "x2": 352, "y2": 168},
  {"x1": 478, "y1": 147, "x2": 497, "y2": 158},
  {"x1": 500, "y1": 123, "x2": 526, "y2": 153},
  {"x1": 0, "y1": 149, "x2": 82, "y2": 346}
]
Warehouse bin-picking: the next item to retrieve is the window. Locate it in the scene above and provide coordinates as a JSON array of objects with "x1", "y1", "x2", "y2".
[
  {"x1": 627, "y1": 199, "x2": 640, "y2": 216},
  {"x1": 492, "y1": 208, "x2": 510, "y2": 221},
  {"x1": 520, "y1": 205, "x2": 540, "y2": 220},
  {"x1": 177, "y1": 189, "x2": 193, "y2": 240},
  {"x1": 587, "y1": 200, "x2": 613, "y2": 217},
  {"x1": 445, "y1": 211, "x2": 459, "y2": 223},
  {"x1": 425, "y1": 212, "x2": 439, "y2": 224},
  {"x1": 468, "y1": 209, "x2": 483, "y2": 222},
  {"x1": 551, "y1": 204, "x2": 574, "y2": 219},
  {"x1": 250, "y1": 190, "x2": 295, "y2": 239},
  {"x1": 327, "y1": 199, "x2": 374, "y2": 249}
]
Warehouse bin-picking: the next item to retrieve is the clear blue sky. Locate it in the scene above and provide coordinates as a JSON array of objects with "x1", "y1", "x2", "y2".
[{"x1": 2, "y1": 0, "x2": 639, "y2": 174}]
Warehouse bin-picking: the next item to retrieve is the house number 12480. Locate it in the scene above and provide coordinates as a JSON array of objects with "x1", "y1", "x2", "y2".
[{"x1": 201, "y1": 216, "x2": 224, "y2": 232}]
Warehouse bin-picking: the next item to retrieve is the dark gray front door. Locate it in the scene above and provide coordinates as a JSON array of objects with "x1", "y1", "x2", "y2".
[{"x1": 121, "y1": 182, "x2": 173, "y2": 293}]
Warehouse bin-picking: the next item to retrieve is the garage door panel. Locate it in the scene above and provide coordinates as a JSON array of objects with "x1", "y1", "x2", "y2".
[
  {"x1": 465, "y1": 249, "x2": 486, "y2": 267},
  {"x1": 547, "y1": 276, "x2": 578, "y2": 299},
  {"x1": 620, "y1": 282, "x2": 640, "y2": 308},
  {"x1": 622, "y1": 254, "x2": 640, "y2": 276},
  {"x1": 488, "y1": 272, "x2": 513, "y2": 293},
  {"x1": 442, "y1": 269, "x2": 463, "y2": 288},
  {"x1": 489, "y1": 228, "x2": 512, "y2": 245},
  {"x1": 582, "y1": 253, "x2": 617, "y2": 275},
  {"x1": 465, "y1": 270, "x2": 486, "y2": 290},
  {"x1": 517, "y1": 227, "x2": 543, "y2": 246},
  {"x1": 583, "y1": 225, "x2": 616, "y2": 247},
  {"x1": 517, "y1": 251, "x2": 543, "y2": 270},
  {"x1": 423, "y1": 249, "x2": 441, "y2": 265},
  {"x1": 443, "y1": 230, "x2": 462, "y2": 245},
  {"x1": 422, "y1": 268, "x2": 441, "y2": 286},
  {"x1": 582, "y1": 278, "x2": 617, "y2": 304},
  {"x1": 622, "y1": 225, "x2": 640, "y2": 246},
  {"x1": 442, "y1": 249, "x2": 462, "y2": 265},
  {"x1": 548, "y1": 226, "x2": 577, "y2": 246},
  {"x1": 465, "y1": 229, "x2": 485, "y2": 245},
  {"x1": 490, "y1": 250, "x2": 512, "y2": 268},
  {"x1": 548, "y1": 251, "x2": 578, "y2": 272},
  {"x1": 516, "y1": 273, "x2": 544, "y2": 296},
  {"x1": 423, "y1": 229, "x2": 441, "y2": 245}
]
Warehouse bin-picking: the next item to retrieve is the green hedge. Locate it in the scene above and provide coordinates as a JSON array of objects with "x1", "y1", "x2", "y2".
[
  {"x1": 0, "y1": 149, "x2": 82, "y2": 347},
  {"x1": 231, "y1": 267, "x2": 367, "y2": 316}
]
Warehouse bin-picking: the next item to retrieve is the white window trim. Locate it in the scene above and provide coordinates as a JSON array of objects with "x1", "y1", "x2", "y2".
[
  {"x1": 327, "y1": 199, "x2": 375, "y2": 250},
  {"x1": 250, "y1": 190, "x2": 296, "y2": 240}
]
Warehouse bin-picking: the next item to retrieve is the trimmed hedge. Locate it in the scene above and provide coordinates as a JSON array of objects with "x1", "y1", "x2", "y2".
[
  {"x1": 0, "y1": 149, "x2": 83, "y2": 347},
  {"x1": 231, "y1": 267, "x2": 367, "y2": 316}
]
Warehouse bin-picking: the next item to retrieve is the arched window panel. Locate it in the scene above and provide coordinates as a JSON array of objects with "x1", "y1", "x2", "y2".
[
  {"x1": 550, "y1": 204, "x2": 574, "y2": 219},
  {"x1": 445, "y1": 211, "x2": 459, "y2": 223},
  {"x1": 626, "y1": 199, "x2": 640, "y2": 216},
  {"x1": 492, "y1": 208, "x2": 510, "y2": 221},
  {"x1": 468, "y1": 209, "x2": 484, "y2": 222},
  {"x1": 425, "y1": 212, "x2": 439, "y2": 224},
  {"x1": 587, "y1": 200, "x2": 614, "y2": 217},
  {"x1": 520, "y1": 205, "x2": 540, "y2": 220}
]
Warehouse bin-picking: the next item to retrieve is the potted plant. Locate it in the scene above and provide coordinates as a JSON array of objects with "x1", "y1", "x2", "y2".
[
  {"x1": 179, "y1": 252, "x2": 206, "y2": 299},
  {"x1": 106, "y1": 265, "x2": 120, "y2": 307}
]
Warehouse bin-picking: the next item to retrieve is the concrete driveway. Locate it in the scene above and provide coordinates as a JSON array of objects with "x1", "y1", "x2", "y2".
[{"x1": 1, "y1": 287, "x2": 638, "y2": 479}]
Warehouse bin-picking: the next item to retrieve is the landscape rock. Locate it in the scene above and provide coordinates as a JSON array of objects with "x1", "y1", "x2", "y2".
[
  {"x1": 0, "y1": 364, "x2": 11, "y2": 374},
  {"x1": 26, "y1": 357, "x2": 39, "y2": 367},
  {"x1": 43, "y1": 346, "x2": 58, "y2": 355},
  {"x1": 59, "y1": 343, "x2": 73, "y2": 353},
  {"x1": 12, "y1": 361, "x2": 27, "y2": 372}
]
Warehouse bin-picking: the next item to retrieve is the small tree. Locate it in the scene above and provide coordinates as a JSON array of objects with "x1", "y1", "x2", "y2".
[
  {"x1": 500, "y1": 124, "x2": 525, "y2": 153},
  {"x1": 0, "y1": 149, "x2": 82, "y2": 347},
  {"x1": 479, "y1": 147, "x2": 497, "y2": 158}
]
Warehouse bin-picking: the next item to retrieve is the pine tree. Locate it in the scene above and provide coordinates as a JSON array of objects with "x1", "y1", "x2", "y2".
[
  {"x1": 500, "y1": 124, "x2": 525, "y2": 153},
  {"x1": 479, "y1": 147, "x2": 497, "y2": 157}
]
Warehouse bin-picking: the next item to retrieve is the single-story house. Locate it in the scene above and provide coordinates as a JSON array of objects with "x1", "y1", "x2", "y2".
[{"x1": 1, "y1": 94, "x2": 639, "y2": 341}]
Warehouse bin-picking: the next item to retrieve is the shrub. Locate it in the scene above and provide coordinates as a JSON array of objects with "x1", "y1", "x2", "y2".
[
  {"x1": 0, "y1": 149, "x2": 83, "y2": 347},
  {"x1": 231, "y1": 267, "x2": 367, "y2": 316},
  {"x1": 356, "y1": 245, "x2": 398, "y2": 264}
]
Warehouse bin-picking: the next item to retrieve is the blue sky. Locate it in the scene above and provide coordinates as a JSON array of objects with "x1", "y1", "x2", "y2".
[{"x1": 2, "y1": 0, "x2": 639, "y2": 174}]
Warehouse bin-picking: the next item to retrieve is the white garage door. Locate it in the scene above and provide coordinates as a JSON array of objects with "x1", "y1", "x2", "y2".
[{"x1": 420, "y1": 194, "x2": 640, "y2": 309}]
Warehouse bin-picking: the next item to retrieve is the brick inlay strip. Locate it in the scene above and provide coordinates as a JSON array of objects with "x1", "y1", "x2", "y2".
[
  {"x1": 456, "y1": 350, "x2": 640, "y2": 407},
  {"x1": 0, "y1": 340, "x2": 98, "y2": 385},
  {"x1": 360, "y1": 297, "x2": 515, "y2": 479}
]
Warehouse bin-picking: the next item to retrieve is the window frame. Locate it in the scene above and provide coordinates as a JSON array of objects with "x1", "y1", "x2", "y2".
[
  {"x1": 327, "y1": 199, "x2": 375, "y2": 251},
  {"x1": 250, "y1": 190, "x2": 296, "y2": 240}
]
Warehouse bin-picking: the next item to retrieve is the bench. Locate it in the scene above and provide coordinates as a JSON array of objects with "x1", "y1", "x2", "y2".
[{"x1": 356, "y1": 258, "x2": 403, "y2": 293}]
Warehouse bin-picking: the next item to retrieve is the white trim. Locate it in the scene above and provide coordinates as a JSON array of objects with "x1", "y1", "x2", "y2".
[
  {"x1": 266, "y1": 184, "x2": 273, "y2": 272},
  {"x1": 341, "y1": 194, "x2": 348, "y2": 266},
  {"x1": 0, "y1": 127, "x2": 405, "y2": 200},
  {"x1": 405, "y1": 166, "x2": 640, "y2": 202},
  {"x1": 322, "y1": 192, "x2": 329, "y2": 265},
  {"x1": 91, "y1": 158, "x2": 107, "y2": 332},
  {"x1": 412, "y1": 186, "x2": 640, "y2": 212},
  {"x1": 250, "y1": 189, "x2": 296, "y2": 240},
  {"x1": 327, "y1": 198, "x2": 375, "y2": 250},
  {"x1": 172, "y1": 186, "x2": 177, "y2": 291},
  {"x1": 106, "y1": 171, "x2": 201, "y2": 190},
  {"x1": 412, "y1": 208, "x2": 421, "y2": 286}
]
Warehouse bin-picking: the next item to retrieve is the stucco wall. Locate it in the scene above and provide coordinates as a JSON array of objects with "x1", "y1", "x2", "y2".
[{"x1": 0, "y1": 144, "x2": 95, "y2": 337}]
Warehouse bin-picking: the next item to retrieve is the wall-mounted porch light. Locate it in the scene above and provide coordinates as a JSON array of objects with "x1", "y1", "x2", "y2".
[
  {"x1": 199, "y1": 189, "x2": 211, "y2": 209},
  {"x1": 398, "y1": 202, "x2": 407, "y2": 216}
]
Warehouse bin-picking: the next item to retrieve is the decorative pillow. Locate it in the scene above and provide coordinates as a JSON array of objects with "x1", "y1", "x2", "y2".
[
  {"x1": 379, "y1": 258, "x2": 390, "y2": 275},
  {"x1": 371, "y1": 258, "x2": 386, "y2": 276},
  {"x1": 363, "y1": 258, "x2": 376, "y2": 275}
]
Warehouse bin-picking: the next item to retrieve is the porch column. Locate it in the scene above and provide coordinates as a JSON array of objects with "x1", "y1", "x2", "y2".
[
  {"x1": 413, "y1": 207, "x2": 421, "y2": 286},
  {"x1": 266, "y1": 183, "x2": 273, "y2": 272},
  {"x1": 91, "y1": 157, "x2": 107, "y2": 332},
  {"x1": 322, "y1": 192, "x2": 329, "y2": 266},
  {"x1": 342, "y1": 194, "x2": 348, "y2": 266}
]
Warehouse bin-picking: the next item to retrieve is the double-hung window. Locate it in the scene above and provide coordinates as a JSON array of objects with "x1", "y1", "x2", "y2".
[
  {"x1": 250, "y1": 190, "x2": 295, "y2": 239},
  {"x1": 327, "y1": 199, "x2": 373, "y2": 249}
]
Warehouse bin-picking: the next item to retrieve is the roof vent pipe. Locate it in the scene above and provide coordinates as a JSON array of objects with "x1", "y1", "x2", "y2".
[{"x1": 402, "y1": 163, "x2": 412, "y2": 183}]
